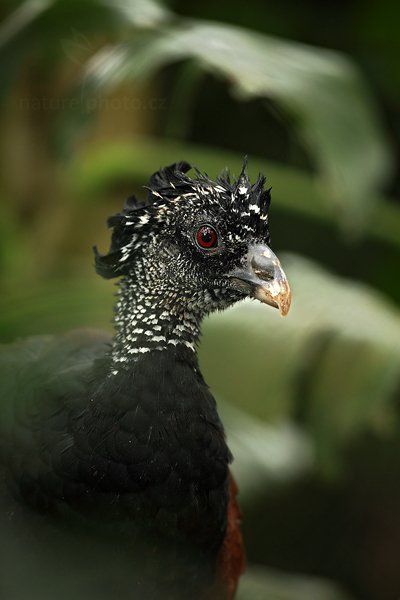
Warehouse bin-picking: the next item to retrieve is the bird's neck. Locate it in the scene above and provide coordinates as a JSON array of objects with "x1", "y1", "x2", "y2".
[{"x1": 110, "y1": 275, "x2": 204, "y2": 372}]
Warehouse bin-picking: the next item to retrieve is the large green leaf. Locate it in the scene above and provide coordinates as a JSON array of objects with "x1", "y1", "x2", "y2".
[
  {"x1": 220, "y1": 402, "x2": 313, "y2": 502},
  {"x1": 0, "y1": 0, "x2": 170, "y2": 93},
  {"x1": 85, "y1": 21, "x2": 392, "y2": 231},
  {"x1": 0, "y1": 0, "x2": 169, "y2": 47}
]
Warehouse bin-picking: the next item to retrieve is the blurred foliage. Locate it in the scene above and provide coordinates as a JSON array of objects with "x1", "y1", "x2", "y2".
[
  {"x1": 1, "y1": 1, "x2": 400, "y2": 599},
  {"x1": 84, "y1": 20, "x2": 392, "y2": 232},
  {"x1": 237, "y1": 566, "x2": 355, "y2": 600},
  {"x1": 0, "y1": 0, "x2": 393, "y2": 230},
  {"x1": 203, "y1": 255, "x2": 400, "y2": 477}
]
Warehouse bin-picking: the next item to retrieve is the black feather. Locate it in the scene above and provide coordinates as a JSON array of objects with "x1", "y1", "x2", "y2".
[{"x1": 147, "y1": 161, "x2": 192, "y2": 195}]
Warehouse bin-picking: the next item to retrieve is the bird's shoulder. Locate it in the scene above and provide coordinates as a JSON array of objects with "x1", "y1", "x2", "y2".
[
  {"x1": 0, "y1": 329, "x2": 110, "y2": 499},
  {"x1": 0, "y1": 328, "x2": 110, "y2": 427}
]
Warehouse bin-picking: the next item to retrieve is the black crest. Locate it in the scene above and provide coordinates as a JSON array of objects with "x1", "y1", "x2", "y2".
[{"x1": 94, "y1": 162, "x2": 192, "y2": 279}]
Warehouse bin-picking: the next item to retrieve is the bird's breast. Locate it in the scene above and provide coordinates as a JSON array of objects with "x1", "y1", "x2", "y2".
[{"x1": 59, "y1": 353, "x2": 232, "y2": 552}]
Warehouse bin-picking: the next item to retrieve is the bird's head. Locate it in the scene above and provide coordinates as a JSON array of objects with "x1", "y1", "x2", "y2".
[{"x1": 95, "y1": 161, "x2": 291, "y2": 317}]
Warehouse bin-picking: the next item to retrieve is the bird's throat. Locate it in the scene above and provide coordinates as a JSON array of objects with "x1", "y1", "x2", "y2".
[{"x1": 110, "y1": 276, "x2": 203, "y2": 372}]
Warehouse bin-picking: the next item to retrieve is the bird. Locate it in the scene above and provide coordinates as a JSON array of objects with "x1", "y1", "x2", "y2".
[{"x1": 0, "y1": 160, "x2": 291, "y2": 600}]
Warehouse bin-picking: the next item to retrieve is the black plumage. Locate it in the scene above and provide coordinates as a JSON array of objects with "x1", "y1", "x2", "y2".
[{"x1": 0, "y1": 161, "x2": 290, "y2": 600}]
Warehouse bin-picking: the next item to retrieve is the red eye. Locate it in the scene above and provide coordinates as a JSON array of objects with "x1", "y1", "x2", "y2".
[{"x1": 196, "y1": 225, "x2": 218, "y2": 249}]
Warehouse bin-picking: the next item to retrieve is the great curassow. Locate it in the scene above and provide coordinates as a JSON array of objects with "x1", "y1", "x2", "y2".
[{"x1": 0, "y1": 161, "x2": 290, "y2": 600}]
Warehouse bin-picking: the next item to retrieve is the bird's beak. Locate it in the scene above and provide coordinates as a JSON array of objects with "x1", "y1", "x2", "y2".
[{"x1": 228, "y1": 244, "x2": 291, "y2": 316}]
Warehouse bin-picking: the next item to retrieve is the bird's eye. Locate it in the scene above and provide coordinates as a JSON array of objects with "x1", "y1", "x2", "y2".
[{"x1": 196, "y1": 225, "x2": 218, "y2": 250}]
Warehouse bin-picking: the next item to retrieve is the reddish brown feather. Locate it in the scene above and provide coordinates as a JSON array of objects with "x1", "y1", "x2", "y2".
[{"x1": 205, "y1": 472, "x2": 246, "y2": 599}]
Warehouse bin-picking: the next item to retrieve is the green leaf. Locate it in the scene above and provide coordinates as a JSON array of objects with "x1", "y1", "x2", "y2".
[
  {"x1": 0, "y1": 0, "x2": 169, "y2": 48},
  {"x1": 85, "y1": 21, "x2": 392, "y2": 231},
  {"x1": 220, "y1": 402, "x2": 313, "y2": 502},
  {"x1": 238, "y1": 566, "x2": 355, "y2": 600},
  {"x1": 0, "y1": 0, "x2": 53, "y2": 51},
  {"x1": 0, "y1": 0, "x2": 170, "y2": 90}
]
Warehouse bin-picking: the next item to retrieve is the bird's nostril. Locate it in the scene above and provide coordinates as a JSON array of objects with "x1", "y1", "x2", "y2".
[
  {"x1": 253, "y1": 268, "x2": 274, "y2": 282},
  {"x1": 251, "y1": 257, "x2": 274, "y2": 282}
]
